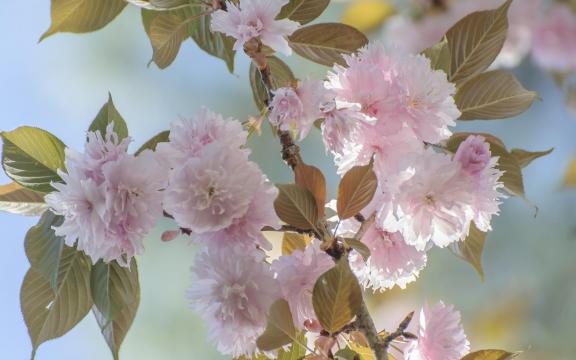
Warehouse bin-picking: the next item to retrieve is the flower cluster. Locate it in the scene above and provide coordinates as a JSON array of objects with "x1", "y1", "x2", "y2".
[
  {"x1": 270, "y1": 43, "x2": 504, "y2": 292},
  {"x1": 45, "y1": 124, "x2": 165, "y2": 266}
]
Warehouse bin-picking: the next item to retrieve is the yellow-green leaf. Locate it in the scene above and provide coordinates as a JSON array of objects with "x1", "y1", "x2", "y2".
[
  {"x1": 563, "y1": 157, "x2": 576, "y2": 188},
  {"x1": 40, "y1": 0, "x2": 127, "y2": 41},
  {"x1": 446, "y1": 0, "x2": 512, "y2": 84},
  {"x1": 510, "y1": 148, "x2": 553, "y2": 169},
  {"x1": 147, "y1": 11, "x2": 192, "y2": 69},
  {"x1": 341, "y1": 0, "x2": 395, "y2": 33},
  {"x1": 312, "y1": 260, "x2": 363, "y2": 334},
  {"x1": 274, "y1": 184, "x2": 319, "y2": 231},
  {"x1": 422, "y1": 37, "x2": 451, "y2": 74},
  {"x1": 188, "y1": 10, "x2": 236, "y2": 73},
  {"x1": 337, "y1": 161, "x2": 378, "y2": 219},
  {"x1": 126, "y1": 0, "x2": 190, "y2": 10},
  {"x1": 92, "y1": 259, "x2": 140, "y2": 360},
  {"x1": 135, "y1": 130, "x2": 170, "y2": 155},
  {"x1": 1, "y1": 126, "x2": 66, "y2": 193},
  {"x1": 0, "y1": 182, "x2": 47, "y2": 216},
  {"x1": 249, "y1": 56, "x2": 296, "y2": 110},
  {"x1": 461, "y1": 349, "x2": 521, "y2": 360},
  {"x1": 21, "y1": 250, "x2": 92, "y2": 357},
  {"x1": 289, "y1": 23, "x2": 368, "y2": 66},
  {"x1": 455, "y1": 70, "x2": 539, "y2": 120},
  {"x1": 277, "y1": 332, "x2": 307, "y2": 360},
  {"x1": 450, "y1": 223, "x2": 487, "y2": 281},
  {"x1": 24, "y1": 211, "x2": 65, "y2": 292},
  {"x1": 295, "y1": 163, "x2": 326, "y2": 217},
  {"x1": 256, "y1": 299, "x2": 298, "y2": 351},
  {"x1": 88, "y1": 93, "x2": 129, "y2": 140},
  {"x1": 278, "y1": 0, "x2": 330, "y2": 25},
  {"x1": 282, "y1": 232, "x2": 312, "y2": 255},
  {"x1": 344, "y1": 238, "x2": 371, "y2": 262}
]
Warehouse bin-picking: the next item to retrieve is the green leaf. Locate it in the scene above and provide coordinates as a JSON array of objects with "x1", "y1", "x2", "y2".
[
  {"x1": 282, "y1": 232, "x2": 311, "y2": 255},
  {"x1": 276, "y1": 332, "x2": 307, "y2": 360},
  {"x1": 337, "y1": 160, "x2": 377, "y2": 219},
  {"x1": 312, "y1": 259, "x2": 363, "y2": 334},
  {"x1": 21, "y1": 250, "x2": 92, "y2": 357},
  {"x1": 461, "y1": 349, "x2": 521, "y2": 360},
  {"x1": 144, "y1": 10, "x2": 193, "y2": 69},
  {"x1": 249, "y1": 56, "x2": 296, "y2": 110},
  {"x1": 288, "y1": 23, "x2": 368, "y2": 66},
  {"x1": 24, "y1": 211, "x2": 65, "y2": 292},
  {"x1": 446, "y1": 0, "x2": 512, "y2": 84},
  {"x1": 278, "y1": 0, "x2": 330, "y2": 25},
  {"x1": 256, "y1": 299, "x2": 298, "y2": 351},
  {"x1": 0, "y1": 182, "x2": 47, "y2": 216},
  {"x1": 188, "y1": 9, "x2": 236, "y2": 73},
  {"x1": 422, "y1": 37, "x2": 451, "y2": 73},
  {"x1": 88, "y1": 93, "x2": 129, "y2": 140},
  {"x1": 450, "y1": 222, "x2": 487, "y2": 281},
  {"x1": 455, "y1": 70, "x2": 539, "y2": 120},
  {"x1": 126, "y1": 0, "x2": 190, "y2": 10},
  {"x1": 91, "y1": 259, "x2": 140, "y2": 360},
  {"x1": 135, "y1": 130, "x2": 170, "y2": 155},
  {"x1": 142, "y1": 6, "x2": 236, "y2": 71},
  {"x1": 40, "y1": 0, "x2": 127, "y2": 41},
  {"x1": 1, "y1": 126, "x2": 66, "y2": 193},
  {"x1": 274, "y1": 184, "x2": 319, "y2": 231},
  {"x1": 510, "y1": 148, "x2": 553, "y2": 169}
]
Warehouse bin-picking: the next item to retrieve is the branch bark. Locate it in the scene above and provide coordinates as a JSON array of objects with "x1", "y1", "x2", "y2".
[{"x1": 244, "y1": 49, "x2": 391, "y2": 359}]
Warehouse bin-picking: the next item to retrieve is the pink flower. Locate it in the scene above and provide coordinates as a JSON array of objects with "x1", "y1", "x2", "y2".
[
  {"x1": 454, "y1": 135, "x2": 491, "y2": 176},
  {"x1": 46, "y1": 146, "x2": 165, "y2": 266},
  {"x1": 192, "y1": 180, "x2": 280, "y2": 252},
  {"x1": 394, "y1": 53, "x2": 459, "y2": 144},
  {"x1": 272, "y1": 240, "x2": 333, "y2": 328},
  {"x1": 349, "y1": 225, "x2": 427, "y2": 291},
  {"x1": 269, "y1": 79, "x2": 327, "y2": 140},
  {"x1": 187, "y1": 246, "x2": 279, "y2": 357},
  {"x1": 320, "y1": 101, "x2": 369, "y2": 154},
  {"x1": 156, "y1": 107, "x2": 247, "y2": 168},
  {"x1": 45, "y1": 168, "x2": 107, "y2": 254},
  {"x1": 394, "y1": 149, "x2": 473, "y2": 250},
  {"x1": 163, "y1": 144, "x2": 262, "y2": 233},
  {"x1": 532, "y1": 3, "x2": 576, "y2": 72},
  {"x1": 211, "y1": 0, "x2": 300, "y2": 56},
  {"x1": 404, "y1": 301, "x2": 470, "y2": 360},
  {"x1": 98, "y1": 150, "x2": 165, "y2": 266},
  {"x1": 66, "y1": 122, "x2": 130, "y2": 184}
]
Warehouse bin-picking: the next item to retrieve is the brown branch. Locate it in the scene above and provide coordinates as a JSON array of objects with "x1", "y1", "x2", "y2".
[{"x1": 382, "y1": 311, "x2": 416, "y2": 350}]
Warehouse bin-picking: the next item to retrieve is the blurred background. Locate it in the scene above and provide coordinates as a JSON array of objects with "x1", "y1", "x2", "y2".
[{"x1": 1, "y1": 1, "x2": 575, "y2": 359}]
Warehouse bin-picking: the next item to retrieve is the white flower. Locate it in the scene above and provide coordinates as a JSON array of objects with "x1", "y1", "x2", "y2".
[{"x1": 211, "y1": 0, "x2": 300, "y2": 56}]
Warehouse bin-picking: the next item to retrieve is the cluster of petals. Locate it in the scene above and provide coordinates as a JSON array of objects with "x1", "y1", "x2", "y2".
[
  {"x1": 187, "y1": 246, "x2": 279, "y2": 357},
  {"x1": 383, "y1": 0, "x2": 542, "y2": 68},
  {"x1": 45, "y1": 124, "x2": 165, "y2": 266},
  {"x1": 404, "y1": 301, "x2": 470, "y2": 360},
  {"x1": 272, "y1": 240, "x2": 333, "y2": 328},
  {"x1": 532, "y1": 3, "x2": 576, "y2": 72},
  {"x1": 211, "y1": 0, "x2": 300, "y2": 56},
  {"x1": 161, "y1": 108, "x2": 282, "y2": 356}
]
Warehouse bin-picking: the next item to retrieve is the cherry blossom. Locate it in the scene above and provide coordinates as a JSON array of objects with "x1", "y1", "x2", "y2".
[
  {"x1": 404, "y1": 301, "x2": 470, "y2": 360},
  {"x1": 155, "y1": 107, "x2": 247, "y2": 169},
  {"x1": 187, "y1": 246, "x2": 279, "y2": 357},
  {"x1": 532, "y1": 3, "x2": 576, "y2": 72},
  {"x1": 211, "y1": 0, "x2": 300, "y2": 56},
  {"x1": 272, "y1": 240, "x2": 333, "y2": 328},
  {"x1": 163, "y1": 143, "x2": 262, "y2": 233},
  {"x1": 269, "y1": 79, "x2": 327, "y2": 140}
]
